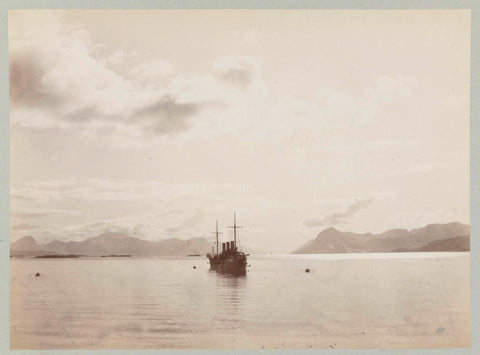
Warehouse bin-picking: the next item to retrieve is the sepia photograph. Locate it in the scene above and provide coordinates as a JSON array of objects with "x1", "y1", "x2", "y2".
[{"x1": 8, "y1": 9, "x2": 470, "y2": 349}]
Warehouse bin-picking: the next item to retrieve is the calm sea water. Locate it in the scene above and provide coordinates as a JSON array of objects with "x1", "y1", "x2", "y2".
[{"x1": 10, "y1": 253, "x2": 469, "y2": 349}]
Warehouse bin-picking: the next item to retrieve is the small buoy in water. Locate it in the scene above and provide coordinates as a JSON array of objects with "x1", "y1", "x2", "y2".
[
  {"x1": 35, "y1": 272, "x2": 40, "y2": 277},
  {"x1": 193, "y1": 266, "x2": 196, "y2": 269},
  {"x1": 305, "y1": 268, "x2": 310, "y2": 273}
]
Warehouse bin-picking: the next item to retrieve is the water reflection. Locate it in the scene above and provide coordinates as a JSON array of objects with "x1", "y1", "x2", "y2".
[
  {"x1": 11, "y1": 255, "x2": 470, "y2": 349},
  {"x1": 211, "y1": 273, "x2": 247, "y2": 328}
]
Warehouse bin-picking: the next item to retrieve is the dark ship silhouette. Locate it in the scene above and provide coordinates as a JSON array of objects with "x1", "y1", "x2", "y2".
[{"x1": 207, "y1": 213, "x2": 248, "y2": 276}]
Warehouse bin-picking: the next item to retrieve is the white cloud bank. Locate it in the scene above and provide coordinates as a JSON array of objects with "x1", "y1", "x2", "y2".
[{"x1": 9, "y1": 10, "x2": 416, "y2": 149}]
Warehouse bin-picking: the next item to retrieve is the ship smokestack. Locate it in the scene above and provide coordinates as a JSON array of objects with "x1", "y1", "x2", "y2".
[
  {"x1": 222, "y1": 242, "x2": 226, "y2": 252},
  {"x1": 226, "y1": 242, "x2": 230, "y2": 250},
  {"x1": 230, "y1": 241, "x2": 235, "y2": 250}
]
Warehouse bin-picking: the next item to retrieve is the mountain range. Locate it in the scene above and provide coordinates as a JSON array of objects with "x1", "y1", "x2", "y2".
[
  {"x1": 10, "y1": 232, "x2": 213, "y2": 257},
  {"x1": 292, "y1": 222, "x2": 470, "y2": 254},
  {"x1": 10, "y1": 221, "x2": 470, "y2": 257}
]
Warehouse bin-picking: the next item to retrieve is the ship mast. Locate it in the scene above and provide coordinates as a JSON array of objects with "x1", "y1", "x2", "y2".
[
  {"x1": 212, "y1": 220, "x2": 223, "y2": 255},
  {"x1": 228, "y1": 212, "x2": 242, "y2": 249}
]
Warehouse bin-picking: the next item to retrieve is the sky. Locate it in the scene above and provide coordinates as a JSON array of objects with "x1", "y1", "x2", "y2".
[{"x1": 8, "y1": 10, "x2": 470, "y2": 253}]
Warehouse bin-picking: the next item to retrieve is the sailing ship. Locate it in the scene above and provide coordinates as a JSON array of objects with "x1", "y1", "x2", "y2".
[{"x1": 207, "y1": 213, "x2": 248, "y2": 276}]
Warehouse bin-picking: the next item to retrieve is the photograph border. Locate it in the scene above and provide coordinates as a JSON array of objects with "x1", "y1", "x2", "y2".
[{"x1": 0, "y1": 1, "x2": 477, "y2": 354}]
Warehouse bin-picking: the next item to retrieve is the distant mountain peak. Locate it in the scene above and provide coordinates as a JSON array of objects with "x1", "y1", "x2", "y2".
[
  {"x1": 293, "y1": 221, "x2": 470, "y2": 254},
  {"x1": 321, "y1": 227, "x2": 340, "y2": 233},
  {"x1": 14, "y1": 235, "x2": 37, "y2": 244},
  {"x1": 11, "y1": 235, "x2": 38, "y2": 251}
]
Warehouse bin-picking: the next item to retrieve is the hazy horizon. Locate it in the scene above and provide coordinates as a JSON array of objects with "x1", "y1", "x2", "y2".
[
  {"x1": 9, "y1": 10, "x2": 470, "y2": 253},
  {"x1": 10, "y1": 219, "x2": 470, "y2": 245}
]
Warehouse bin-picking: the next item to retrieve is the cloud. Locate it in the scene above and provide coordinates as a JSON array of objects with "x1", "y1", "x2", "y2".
[
  {"x1": 10, "y1": 12, "x2": 417, "y2": 149},
  {"x1": 303, "y1": 198, "x2": 373, "y2": 227},
  {"x1": 214, "y1": 56, "x2": 261, "y2": 89},
  {"x1": 9, "y1": 50, "x2": 60, "y2": 106},
  {"x1": 8, "y1": 14, "x2": 210, "y2": 140},
  {"x1": 132, "y1": 95, "x2": 200, "y2": 135},
  {"x1": 128, "y1": 58, "x2": 175, "y2": 84},
  {"x1": 11, "y1": 208, "x2": 82, "y2": 219},
  {"x1": 9, "y1": 13, "x2": 271, "y2": 145},
  {"x1": 11, "y1": 223, "x2": 35, "y2": 231}
]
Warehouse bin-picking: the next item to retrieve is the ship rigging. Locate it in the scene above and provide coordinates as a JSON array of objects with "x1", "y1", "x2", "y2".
[{"x1": 207, "y1": 212, "x2": 248, "y2": 276}]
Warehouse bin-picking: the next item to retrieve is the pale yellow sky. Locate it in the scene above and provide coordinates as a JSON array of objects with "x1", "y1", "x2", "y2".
[{"x1": 9, "y1": 10, "x2": 470, "y2": 252}]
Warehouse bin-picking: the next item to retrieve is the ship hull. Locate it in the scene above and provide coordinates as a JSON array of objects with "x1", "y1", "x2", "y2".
[
  {"x1": 208, "y1": 253, "x2": 247, "y2": 276},
  {"x1": 208, "y1": 214, "x2": 246, "y2": 276}
]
